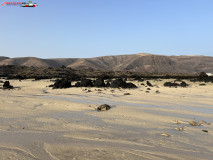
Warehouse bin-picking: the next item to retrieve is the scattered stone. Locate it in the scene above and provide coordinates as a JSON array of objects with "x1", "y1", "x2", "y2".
[
  {"x1": 97, "y1": 104, "x2": 111, "y2": 111},
  {"x1": 147, "y1": 88, "x2": 151, "y2": 90},
  {"x1": 141, "y1": 83, "x2": 145, "y2": 86},
  {"x1": 87, "y1": 90, "x2": 92, "y2": 92},
  {"x1": 161, "y1": 133, "x2": 171, "y2": 137},
  {"x1": 200, "y1": 120, "x2": 211, "y2": 125},
  {"x1": 175, "y1": 127, "x2": 185, "y2": 131},
  {"x1": 174, "y1": 120, "x2": 182, "y2": 124},
  {"x1": 3, "y1": 81, "x2": 13, "y2": 89},
  {"x1": 202, "y1": 130, "x2": 208, "y2": 133},
  {"x1": 146, "y1": 91, "x2": 150, "y2": 93},
  {"x1": 189, "y1": 121, "x2": 201, "y2": 126},
  {"x1": 124, "y1": 93, "x2": 130, "y2": 95},
  {"x1": 199, "y1": 83, "x2": 206, "y2": 86},
  {"x1": 146, "y1": 81, "x2": 153, "y2": 87},
  {"x1": 156, "y1": 90, "x2": 160, "y2": 93}
]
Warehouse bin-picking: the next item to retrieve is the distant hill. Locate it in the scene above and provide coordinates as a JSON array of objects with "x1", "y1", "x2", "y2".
[{"x1": 0, "y1": 53, "x2": 213, "y2": 74}]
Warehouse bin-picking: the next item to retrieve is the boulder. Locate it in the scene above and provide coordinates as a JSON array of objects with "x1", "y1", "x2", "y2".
[
  {"x1": 52, "y1": 78, "x2": 71, "y2": 89},
  {"x1": 164, "y1": 82, "x2": 179, "y2": 87},
  {"x1": 199, "y1": 72, "x2": 208, "y2": 78},
  {"x1": 94, "y1": 78, "x2": 105, "y2": 87},
  {"x1": 3, "y1": 81, "x2": 13, "y2": 89},
  {"x1": 146, "y1": 81, "x2": 153, "y2": 87},
  {"x1": 180, "y1": 81, "x2": 188, "y2": 87},
  {"x1": 80, "y1": 78, "x2": 94, "y2": 87},
  {"x1": 97, "y1": 104, "x2": 111, "y2": 111},
  {"x1": 110, "y1": 78, "x2": 137, "y2": 88},
  {"x1": 110, "y1": 78, "x2": 126, "y2": 88}
]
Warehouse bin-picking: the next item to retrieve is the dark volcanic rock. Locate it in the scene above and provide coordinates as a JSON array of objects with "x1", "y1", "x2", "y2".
[
  {"x1": 3, "y1": 81, "x2": 13, "y2": 89},
  {"x1": 52, "y1": 78, "x2": 71, "y2": 89},
  {"x1": 164, "y1": 82, "x2": 179, "y2": 87},
  {"x1": 164, "y1": 81, "x2": 188, "y2": 87},
  {"x1": 146, "y1": 81, "x2": 153, "y2": 87},
  {"x1": 110, "y1": 78, "x2": 137, "y2": 88},
  {"x1": 80, "y1": 79, "x2": 94, "y2": 87},
  {"x1": 94, "y1": 78, "x2": 105, "y2": 87},
  {"x1": 180, "y1": 81, "x2": 188, "y2": 87},
  {"x1": 110, "y1": 78, "x2": 126, "y2": 88},
  {"x1": 199, "y1": 72, "x2": 208, "y2": 78},
  {"x1": 97, "y1": 104, "x2": 111, "y2": 111},
  {"x1": 199, "y1": 83, "x2": 206, "y2": 86},
  {"x1": 74, "y1": 82, "x2": 81, "y2": 87},
  {"x1": 125, "y1": 82, "x2": 137, "y2": 88}
]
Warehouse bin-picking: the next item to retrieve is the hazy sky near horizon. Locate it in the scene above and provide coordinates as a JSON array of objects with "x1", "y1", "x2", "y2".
[{"x1": 0, "y1": 0, "x2": 213, "y2": 58}]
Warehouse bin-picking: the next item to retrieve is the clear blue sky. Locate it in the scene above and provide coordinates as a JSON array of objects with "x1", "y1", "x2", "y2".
[{"x1": 0, "y1": 0, "x2": 213, "y2": 58}]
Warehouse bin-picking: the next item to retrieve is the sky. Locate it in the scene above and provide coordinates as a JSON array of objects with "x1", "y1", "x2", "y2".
[{"x1": 0, "y1": 0, "x2": 213, "y2": 58}]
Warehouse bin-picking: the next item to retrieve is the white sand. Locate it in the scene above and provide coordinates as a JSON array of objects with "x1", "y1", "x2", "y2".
[{"x1": 0, "y1": 79, "x2": 212, "y2": 160}]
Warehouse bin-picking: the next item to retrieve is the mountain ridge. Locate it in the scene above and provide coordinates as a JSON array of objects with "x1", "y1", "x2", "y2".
[{"x1": 0, "y1": 53, "x2": 212, "y2": 74}]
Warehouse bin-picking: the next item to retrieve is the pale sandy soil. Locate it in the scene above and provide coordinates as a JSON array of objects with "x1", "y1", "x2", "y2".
[{"x1": 0, "y1": 79, "x2": 212, "y2": 160}]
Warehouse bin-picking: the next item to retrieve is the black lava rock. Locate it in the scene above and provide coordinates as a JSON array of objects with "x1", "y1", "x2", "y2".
[
  {"x1": 94, "y1": 78, "x2": 105, "y2": 87},
  {"x1": 180, "y1": 81, "x2": 188, "y2": 87},
  {"x1": 3, "y1": 81, "x2": 13, "y2": 89},
  {"x1": 164, "y1": 82, "x2": 179, "y2": 87},
  {"x1": 80, "y1": 78, "x2": 94, "y2": 87},
  {"x1": 146, "y1": 81, "x2": 153, "y2": 87},
  {"x1": 110, "y1": 78, "x2": 137, "y2": 88},
  {"x1": 52, "y1": 78, "x2": 71, "y2": 89}
]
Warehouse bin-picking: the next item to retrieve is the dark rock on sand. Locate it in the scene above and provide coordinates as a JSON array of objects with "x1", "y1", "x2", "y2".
[
  {"x1": 146, "y1": 81, "x2": 153, "y2": 87},
  {"x1": 199, "y1": 72, "x2": 208, "y2": 78},
  {"x1": 199, "y1": 83, "x2": 206, "y2": 86},
  {"x1": 97, "y1": 104, "x2": 111, "y2": 111},
  {"x1": 156, "y1": 90, "x2": 160, "y2": 93},
  {"x1": 94, "y1": 78, "x2": 105, "y2": 87},
  {"x1": 110, "y1": 78, "x2": 137, "y2": 89},
  {"x1": 202, "y1": 130, "x2": 208, "y2": 133},
  {"x1": 124, "y1": 93, "x2": 131, "y2": 95},
  {"x1": 79, "y1": 78, "x2": 94, "y2": 87},
  {"x1": 180, "y1": 81, "x2": 188, "y2": 87},
  {"x1": 164, "y1": 82, "x2": 179, "y2": 87},
  {"x1": 52, "y1": 78, "x2": 71, "y2": 89},
  {"x1": 3, "y1": 81, "x2": 13, "y2": 89}
]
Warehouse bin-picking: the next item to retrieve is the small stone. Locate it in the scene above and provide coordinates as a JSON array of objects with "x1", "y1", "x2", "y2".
[
  {"x1": 202, "y1": 130, "x2": 208, "y2": 133},
  {"x1": 189, "y1": 121, "x2": 201, "y2": 126},
  {"x1": 156, "y1": 90, "x2": 160, "y2": 93},
  {"x1": 161, "y1": 133, "x2": 171, "y2": 137},
  {"x1": 97, "y1": 104, "x2": 111, "y2": 111},
  {"x1": 124, "y1": 93, "x2": 130, "y2": 95}
]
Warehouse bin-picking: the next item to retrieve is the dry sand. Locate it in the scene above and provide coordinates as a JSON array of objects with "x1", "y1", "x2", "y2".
[{"x1": 0, "y1": 79, "x2": 213, "y2": 160}]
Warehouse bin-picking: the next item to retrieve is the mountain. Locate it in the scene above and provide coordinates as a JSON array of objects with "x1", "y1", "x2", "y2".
[{"x1": 0, "y1": 53, "x2": 213, "y2": 74}]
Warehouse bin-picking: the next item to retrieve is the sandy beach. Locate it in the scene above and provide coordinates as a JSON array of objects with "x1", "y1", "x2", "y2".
[{"x1": 0, "y1": 79, "x2": 213, "y2": 160}]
